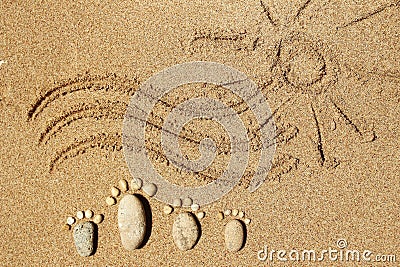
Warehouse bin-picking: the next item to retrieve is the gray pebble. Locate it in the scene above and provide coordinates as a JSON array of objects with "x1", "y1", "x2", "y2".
[
  {"x1": 225, "y1": 219, "x2": 245, "y2": 252},
  {"x1": 172, "y1": 212, "x2": 199, "y2": 251},
  {"x1": 118, "y1": 194, "x2": 146, "y2": 250},
  {"x1": 73, "y1": 221, "x2": 96, "y2": 257}
]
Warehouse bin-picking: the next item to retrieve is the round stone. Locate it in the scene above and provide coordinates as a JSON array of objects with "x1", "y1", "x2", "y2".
[
  {"x1": 85, "y1": 210, "x2": 94, "y2": 219},
  {"x1": 182, "y1": 198, "x2": 193, "y2": 207},
  {"x1": 163, "y1": 205, "x2": 173, "y2": 215},
  {"x1": 111, "y1": 186, "x2": 120, "y2": 197},
  {"x1": 217, "y1": 212, "x2": 224, "y2": 220},
  {"x1": 232, "y1": 209, "x2": 239, "y2": 216},
  {"x1": 196, "y1": 212, "x2": 205, "y2": 219},
  {"x1": 131, "y1": 178, "x2": 143, "y2": 190},
  {"x1": 225, "y1": 219, "x2": 245, "y2": 252},
  {"x1": 224, "y1": 209, "x2": 231, "y2": 216},
  {"x1": 238, "y1": 211, "x2": 245, "y2": 218},
  {"x1": 93, "y1": 214, "x2": 104, "y2": 224},
  {"x1": 191, "y1": 204, "x2": 200, "y2": 211},
  {"x1": 172, "y1": 198, "x2": 182, "y2": 207},
  {"x1": 244, "y1": 218, "x2": 251, "y2": 225},
  {"x1": 119, "y1": 179, "x2": 129, "y2": 192},
  {"x1": 172, "y1": 212, "x2": 199, "y2": 251},
  {"x1": 67, "y1": 217, "x2": 75, "y2": 225},
  {"x1": 142, "y1": 183, "x2": 157, "y2": 197},
  {"x1": 76, "y1": 211, "x2": 84, "y2": 220},
  {"x1": 106, "y1": 196, "x2": 116, "y2": 206}
]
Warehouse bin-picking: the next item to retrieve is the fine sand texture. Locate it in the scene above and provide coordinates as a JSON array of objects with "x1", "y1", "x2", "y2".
[{"x1": 1, "y1": 1, "x2": 399, "y2": 266}]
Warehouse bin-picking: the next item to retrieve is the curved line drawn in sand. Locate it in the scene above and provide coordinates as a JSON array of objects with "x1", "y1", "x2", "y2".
[
  {"x1": 27, "y1": 72, "x2": 139, "y2": 121},
  {"x1": 184, "y1": 2, "x2": 378, "y2": 169},
  {"x1": 123, "y1": 61, "x2": 277, "y2": 207},
  {"x1": 49, "y1": 132, "x2": 122, "y2": 172},
  {"x1": 38, "y1": 100, "x2": 127, "y2": 145}
]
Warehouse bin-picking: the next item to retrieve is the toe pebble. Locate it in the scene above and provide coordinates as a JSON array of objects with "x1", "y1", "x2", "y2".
[
  {"x1": 163, "y1": 205, "x2": 173, "y2": 215},
  {"x1": 111, "y1": 186, "x2": 120, "y2": 197},
  {"x1": 118, "y1": 195, "x2": 147, "y2": 250},
  {"x1": 196, "y1": 212, "x2": 205, "y2": 219},
  {"x1": 93, "y1": 214, "x2": 104, "y2": 224},
  {"x1": 85, "y1": 210, "x2": 94, "y2": 219},
  {"x1": 182, "y1": 198, "x2": 193, "y2": 207},
  {"x1": 77, "y1": 211, "x2": 84, "y2": 220},
  {"x1": 172, "y1": 198, "x2": 182, "y2": 207},
  {"x1": 225, "y1": 219, "x2": 245, "y2": 252},
  {"x1": 217, "y1": 212, "x2": 224, "y2": 220},
  {"x1": 224, "y1": 209, "x2": 231, "y2": 216},
  {"x1": 232, "y1": 209, "x2": 239, "y2": 216},
  {"x1": 142, "y1": 183, "x2": 157, "y2": 197},
  {"x1": 172, "y1": 212, "x2": 199, "y2": 251},
  {"x1": 73, "y1": 221, "x2": 96, "y2": 257},
  {"x1": 106, "y1": 196, "x2": 116, "y2": 206},
  {"x1": 244, "y1": 218, "x2": 251, "y2": 225},
  {"x1": 67, "y1": 217, "x2": 75, "y2": 225},
  {"x1": 119, "y1": 179, "x2": 129, "y2": 192},
  {"x1": 238, "y1": 211, "x2": 245, "y2": 218},
  {"x1": 131, "y1": 178, "x2": 143, "y2": 190},
  {"x1": 191, "y1": 204, "x2": 200, "y2": 211},
  {"x1": 63, "y1": 224, "x2": 71, "y2": 231}
]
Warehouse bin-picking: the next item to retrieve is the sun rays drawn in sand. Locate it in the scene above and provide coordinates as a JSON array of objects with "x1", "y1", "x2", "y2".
[
  {"x1": 184, "y1": 0, "x2": 386, "y2": 170},
  {"x1": 27, "y1": 72, "x2": 140, "y2": 173}
]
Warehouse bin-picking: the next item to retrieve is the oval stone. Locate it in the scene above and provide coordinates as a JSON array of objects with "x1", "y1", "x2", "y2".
[
  {"x1": 73, "y1": 221, "x2": 96, "y2": 257},
  {"x1": 172, "y1": 212, "x2": 199, "y2": 251},
  {"x1": 225, "y1": 219, "x2": 245, "y2": 252},
  {"x1": 118, "y1": 194, "x2": 146, "y2": 250}
]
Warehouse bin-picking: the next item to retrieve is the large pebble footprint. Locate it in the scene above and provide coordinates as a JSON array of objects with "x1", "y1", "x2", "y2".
[
  {"x1": 64, "y1": 210, "x2": 104, "y2": 257},
  {"x1": 105, "y1": 178, "x2": 152, "y2": 251}
]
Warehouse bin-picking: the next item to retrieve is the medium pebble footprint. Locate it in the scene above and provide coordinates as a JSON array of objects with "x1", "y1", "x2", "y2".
[
  {"x1": 64, "y1": 210, "x2": 104, "y2": 257},
  {"x1": 163, "y1": 203, "x2": 205, "y2": 251},
  {"x1": 217, "y1": 209, "x2": 251, "y2": 252},
  {"x1": 105, "y1": 178, "x2": 152, "y2": 251}
]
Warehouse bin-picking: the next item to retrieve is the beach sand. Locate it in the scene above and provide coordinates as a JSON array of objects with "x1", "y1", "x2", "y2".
[{"x1": 0, "y1": 0, "x2": 399, "y2": 266}]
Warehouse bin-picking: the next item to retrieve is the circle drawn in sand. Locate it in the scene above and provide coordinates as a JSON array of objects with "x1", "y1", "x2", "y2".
[{"x1": 123, "y1": 62, "x2": 276, "y2": 206}]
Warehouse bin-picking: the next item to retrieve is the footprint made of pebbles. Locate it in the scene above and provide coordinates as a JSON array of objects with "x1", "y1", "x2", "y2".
[{"x1": 65, "y1": 210, "x2": 104, "y2": 257}]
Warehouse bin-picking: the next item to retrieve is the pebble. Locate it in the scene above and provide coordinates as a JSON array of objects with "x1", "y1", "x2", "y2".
[
  {"x1": 232, "y1": 209, "x2": 239, "y2": 216},
  {"x1": 163, "y1": 205, "x2": 173, "y2": 215},
  {"x1": 224, "y1": 209, "x2": 232, "y2": 216},
  {"x1": 330, "y1": 120, "x2": 336, "y2": 131},
  {"x1": 238, "y1": 211, "x2": 245, "y2": 218},
  {"x1": 131, "y1": 178, "x2": 143, "y2": 190},
  {"x1": 106, "y1": 196, "x2": 117, "y2": 206},
  {"x1": 244, "y1": 218, "x2": 251, "y2": 225},
  {"x1": 224, "y1": 219, "x2": 245, "y2": 252},
  {"x1": 119, "y1": 179, "x2": 129, "y2": 192},
  {"x1": 62, "y1": 224, "x2": 71, "y2": 231},
  {"x1": 196, "y1": 212, "x2": 205, "y2": 219},
  {"x1": 111, "y1": 186, "x2": 120, "y2": 197},
  {"x1": 93, "y1": 214, "x2": 104, "y2": 224},
  {"x1": 67, "y1": 216, "x2": 75, "y2": 225},
  {"x1": 172, "y1": 198, "x2": 182, "y2": 207},
  {"x1": 172, "y1": 212, "x2": 200, "y2": 251},
  {"x1": 182, "y1": 197, "x2": 193, "y2": 207},
  {"x1": 191, "y1": 204, "x2": 200, "y2": 211},
  {"x1": 73, "y1": 221, "x2": 96, "y2": 257},
  {"x1": 76, "y1": 211, "x2": 84, "y2": 220},
  {"x1": 118, "y1": 195, "x2": 147, "y2": 250},
  {"x1": 217, "y1": 212, "x2": 224, "y2": 220},
  {"x1": 142, "y1": 183, "x2": 157, "y2": 197},
  {"x1": 85, "y1": 210, "x2": 94, "y2": 219}
]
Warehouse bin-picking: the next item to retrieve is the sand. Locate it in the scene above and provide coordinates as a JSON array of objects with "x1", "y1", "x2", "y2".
[{"x1": 0, "y1": 0, "x2": 399, "y2": 266}]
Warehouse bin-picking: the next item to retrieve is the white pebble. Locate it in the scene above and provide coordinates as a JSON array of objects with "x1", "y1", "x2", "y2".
[
  {"x1": 163, "y1": 205, "x2": 173, "y2": 215},
  {"x1": 85, "y1": 210, "x2": 94, "y2": 219},
  {"x1": 119, "y1": 179, "x2": 129, "y2": 192},
  {"x1": 191, "y1": 204, "x2": 200, "y2": 211},
  {"x1": 111, "y1": 186, "x2": 120, "y2": 197},
  {"x1": 244, "y1": 218, "x2": 251, "y2": 225},
  {"x1": 106, "y1": 196, "x2": 117, "y2": 206},
  {"x1": 76, "y1": 211, "x2": 84, "y2": 220},
  {"x1": 182, "y1": 197, "x2": 193, "y2": 207},
  {"x1": 131, "y1": 178, "x2": 143, "y2": 190},
  {"x1": 232, "y1": 209, "x2": 239, "y2": 216},
  {"x1": 142, "y1": 183, "x2": 157, "y2": 197},
  {"x1": 238, "y1": 211, "x2": 245, "y2": 218},
  {"x1": 93, "y1": 214, "x2": 104, "y2": 224},
  {"x1": 172, "y1": 198, "x2": 182, "y2": 207},
  {"x1": 196, "y1": 212, "x2": 205, "y2": 219},
  {"x1": 224, "y1": 209, "x2": 231, "y2": 216},
  {"x1": 67, "y1": 216, "x2": 76, "y2": 225}
]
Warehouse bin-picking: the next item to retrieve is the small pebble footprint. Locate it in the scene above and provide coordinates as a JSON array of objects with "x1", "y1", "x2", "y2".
[
  {"x1": 217, "y1": 209, "x2": 251, "y2": 252},
  {"x1": 64, "y1": 210, "x2": 104, "y2": 257}
]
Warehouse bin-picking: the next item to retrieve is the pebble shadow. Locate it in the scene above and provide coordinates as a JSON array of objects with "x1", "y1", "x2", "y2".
[{"x1": 135, "y1": 194, "x2": 152, "y2": 249}]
